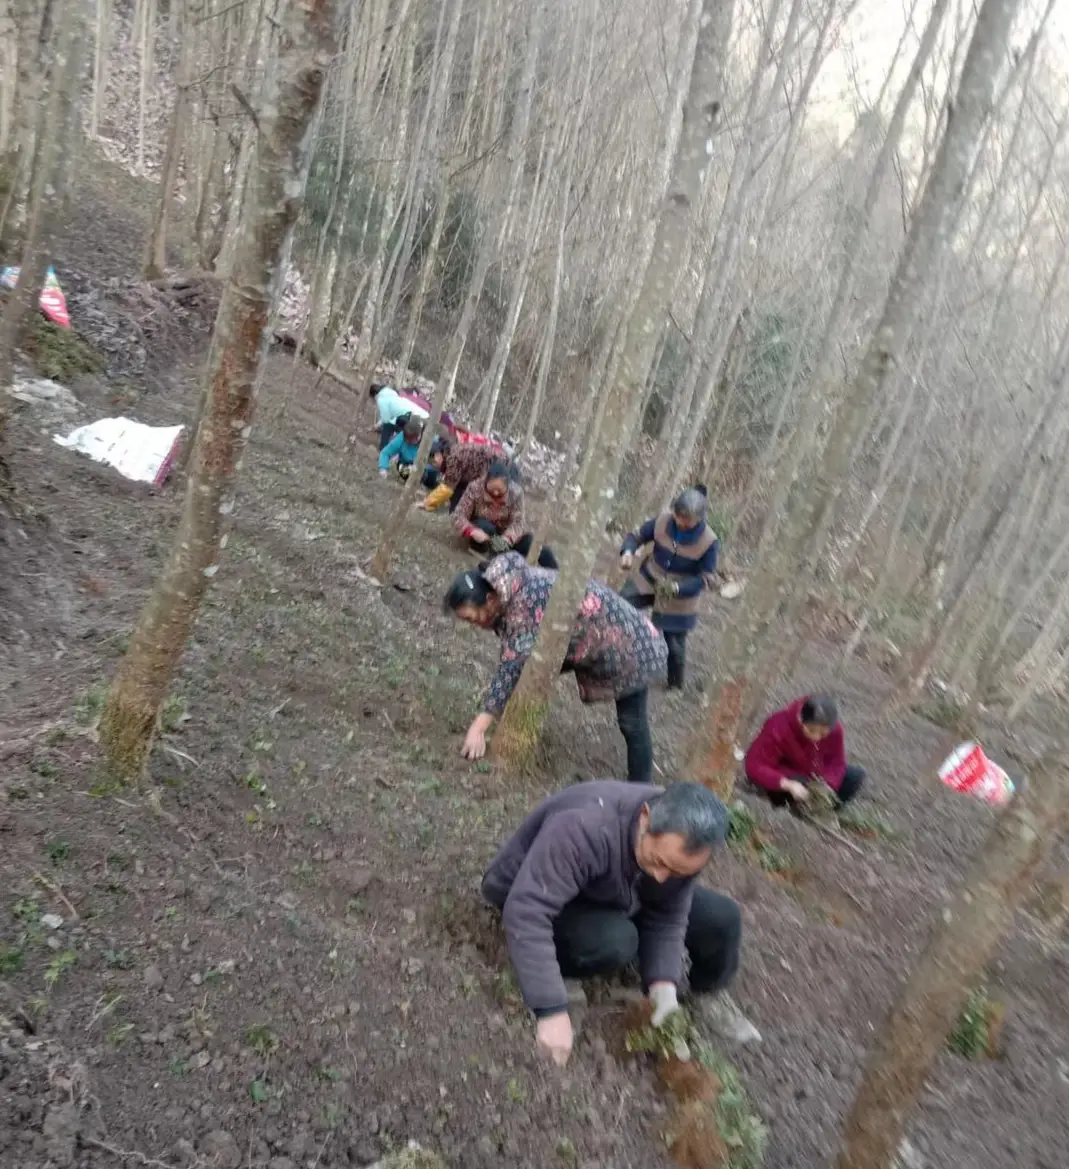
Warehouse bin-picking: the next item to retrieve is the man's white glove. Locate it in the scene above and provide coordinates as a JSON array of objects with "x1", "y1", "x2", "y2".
[{"x1": 649, "y1": 981, "x2": 680, "y2": 1027}]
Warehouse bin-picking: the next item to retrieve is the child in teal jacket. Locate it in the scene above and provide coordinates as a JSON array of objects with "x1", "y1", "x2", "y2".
[{"x1": 379, "y1": 417, "x2": 424, "y2": 478}]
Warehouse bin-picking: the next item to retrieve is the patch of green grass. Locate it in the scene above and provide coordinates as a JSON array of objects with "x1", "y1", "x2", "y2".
[
  {"x1": 30, "y1": 757, "x2": 58, "y2": 779},
  {"x1": 0, "y1": 944, "x2": 25, "y2": 973},
  {"x1": 382, "y1": 653, "x2": 409, "y2": 690},
  {"x1": 44, "y1": 949, "x2": 77, "y2": 990},
  {"x1": 493, "y1": 970, "x2": 519, "y2": 1004},
  {"x1": 506, "y1": 1077, "x2": 526, "y2": 1103},
  {"x1": 46, "y1": 839, "x2": 70, "y2": 865},
  {"x1": 103, "y1": 948, "x2": 132, "y2": 969},
  {"x1": 245, "y1": 771, "x2": 268, "y2": 796},
  {"x1": 694, "y1": 1042, "x2": 768, "y2": 1169},
  {"x1": 107, "y1": 1022, "x2": 135, "y2": 1046},
  {"x1": 245, "y1": 1024, "x2": 279, "y2": 1057},
  {"x1": 913, "y1": 694, "x2": 971, "y2": 732},
  {"x1": 756, "y1": 843, "x2": 793, "y2": 873},
  {"x1": 13, "y1": 897, "x2": 39, "y2": 923},
  {"x1": 27, "y1": 319, "x2": 106, "y2": 382},
  {"x1": 727, "y1": 804, "x2": 758, "y2": 848},
  {"x1": 160, "y1": 694, "x2": 188, "y2": 733},
  {"x1": 837, "y1": 804, "x2": 899, "y2": 842},
  {"x1": 947, "y1": 986, "x2": 1004, "y2": 1060},
  {"x1": 556, "y1": 1137, "x2": 579, "y2": 1167},
  {"x1": 75, "y1": 683, "x2": 108, "y2": 726}
]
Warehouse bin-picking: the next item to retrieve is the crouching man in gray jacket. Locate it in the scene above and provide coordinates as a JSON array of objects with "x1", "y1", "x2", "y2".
[{"x1": 482, "y1": 780, "x2": 759, "y2": 1067}]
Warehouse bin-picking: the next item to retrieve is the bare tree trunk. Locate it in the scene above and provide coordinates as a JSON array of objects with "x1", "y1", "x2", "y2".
[
  {"x1": 644, "y1": 0, "x2": 790, "y2": 510},
  {"x1": 0, "y1": 0, "x2": 77, "y2": 387},
  {"x1": 98, "y1": 0, "x2": 337, "y2": 784},
  {"x1": 143, "y1": 6, "x2": 190, "y2": 280},
  {"x1": 0, "y1": 0, "x2": 56, "y2": 256},
  {"x1": 834, "y1": 759, "x2": 1069, "y2": 1169},
  {"x1": 89, "y1": 0, "x2": 111, "y2": 137},
  {"x1": 732, "y1": 0, "x2": 954, "y2": 550},
  {"x1": 684, "y1": 0, "x2": 1023, "y2": 796},
  {"x1": 492, "y1": 0, "x2": 734, "y2": 767},
  {"x1": 1007, "y1": 575, "x2": 1069, "y2": 720},
  {"x1": 398, "y1": 183, "x2": 447, "y2": 374},
  {"x1": 351, "y1": 34, "x2": 415, "y2": 378},
  {"x1": 396, "y1": 0, "x2": 466, "y2": 374},
  {"x1": 480, "y1": 134, "x2": 552, "y2": 432},
  {"x1": 0, "y1": 1, "x2": 16, "y2": 155},
  {"x1": 134, "y1": 0, "x2": 156, "y2": 176},
  {"x1": 523, "y1": 140, "x2": 578, "y2": 448}
]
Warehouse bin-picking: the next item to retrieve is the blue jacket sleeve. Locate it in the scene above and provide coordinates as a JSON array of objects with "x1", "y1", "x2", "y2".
[
  {"x1": 379, "y1": 432, "x2": 403, "y2": 470},
  {"x1": 676, "y1": 539, "x2": 719, "y2": 598},
  {"x1": 621, "y1": 517, "x2": 657, "y2": 556}
]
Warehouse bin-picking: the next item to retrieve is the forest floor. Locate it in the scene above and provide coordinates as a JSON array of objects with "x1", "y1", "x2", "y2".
[{"x1": 2, "y1": 150, "x2": 1069, "y2": 1169}]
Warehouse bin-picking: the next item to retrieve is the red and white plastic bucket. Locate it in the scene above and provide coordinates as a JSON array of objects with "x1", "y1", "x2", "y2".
[{"x1": 938, "y1": 742, "x2": 1016, "y2": 807}]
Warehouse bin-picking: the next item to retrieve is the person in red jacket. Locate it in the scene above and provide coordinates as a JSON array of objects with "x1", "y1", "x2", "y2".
[{"x1": 744, "y1": 695, "x2": 865, "y2": 809}]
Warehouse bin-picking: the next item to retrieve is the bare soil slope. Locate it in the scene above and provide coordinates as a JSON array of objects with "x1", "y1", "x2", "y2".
[{"x1": 2, "y1": 154, "x2": 1068, "y2": 1169}]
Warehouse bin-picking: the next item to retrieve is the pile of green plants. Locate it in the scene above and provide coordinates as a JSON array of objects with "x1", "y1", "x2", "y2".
[
  {"x1": 27, "y1": 319, "x2": 105, "y2": 382},
  {"x1": 947, "y1": 986, "x2": 1004, "y2": 1060}
]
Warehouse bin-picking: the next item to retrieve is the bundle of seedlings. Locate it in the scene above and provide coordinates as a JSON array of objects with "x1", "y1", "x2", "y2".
[{"x1": 622, "y1": 999, "x2": 766, "y2": 1169}]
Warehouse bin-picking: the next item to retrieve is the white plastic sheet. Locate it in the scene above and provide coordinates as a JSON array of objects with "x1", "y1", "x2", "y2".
[{"x1": 53, "y1": 417, "x2": 184, "y2": 486}]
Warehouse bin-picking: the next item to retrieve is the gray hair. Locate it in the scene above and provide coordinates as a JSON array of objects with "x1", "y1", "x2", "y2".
[
  {"x1": 647, "y1": 783, "x2": 728, "y2": 853},
  {"x1": 673, "y1": 486, "x2": 708, "y2": 522}
]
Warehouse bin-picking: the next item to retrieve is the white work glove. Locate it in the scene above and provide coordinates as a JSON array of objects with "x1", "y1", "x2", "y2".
[
  {"x1": 620, "y1": 551, "x2": 634, "y2": 571},
  {"x1": 649, "y1": 981, "x2": 680, "y2": 1027}
]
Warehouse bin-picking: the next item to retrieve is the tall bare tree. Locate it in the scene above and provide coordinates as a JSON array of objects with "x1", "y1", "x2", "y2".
[
  {"x1": 491, "y1": 0, "x2": 735, "y2": 766},
  {"x1": 0, "y1": 0, "x2": 79, "y2": 388},
  {"x1": 99, "y1": 0, "x2": 338, "y2": 783},
  {"x1": 684, "y1": 0, "x2": 1026, "y2": 797}
]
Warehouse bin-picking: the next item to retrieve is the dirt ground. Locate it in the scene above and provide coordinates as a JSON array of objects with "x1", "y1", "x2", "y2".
[{"x1": 3, "y1": 153, "x2": 1069, "y2": 1169}]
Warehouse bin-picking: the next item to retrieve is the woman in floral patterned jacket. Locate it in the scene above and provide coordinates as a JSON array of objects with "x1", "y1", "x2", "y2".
[
  {"x1": 443, "y1": 552, "x2": 668, "y2": 782},
  {"x1": 451, "y1": 462, "x2": 559, "y2": 568}
]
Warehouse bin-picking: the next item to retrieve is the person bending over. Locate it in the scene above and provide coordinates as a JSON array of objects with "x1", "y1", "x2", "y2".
[
  {"x1": 619, "y1": 485, "x2": 719, "y2": 690},
  {"x1": 443, "y1": 553, "x2": 667, "y2": 783},
  {"x1": 421, "y1": 435, "x2": 505, "y2": 512},
  {"x1": 744, "y1": 694, "x2": 866, "y2": 809},
  {"x1": 378, "y1": 416, "x2": 423, "y2": 479},
  {"x1": 482, "y1": 779, "x2": 759, "y2": 1067},
  {"x1": 451, "y1": 461, "x2": 558, "y2": 569}
]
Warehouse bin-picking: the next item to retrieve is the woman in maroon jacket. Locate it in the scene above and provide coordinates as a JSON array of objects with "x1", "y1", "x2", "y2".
[{"x1": 744, "y1": 694, "x2": 865, "y2": 808}]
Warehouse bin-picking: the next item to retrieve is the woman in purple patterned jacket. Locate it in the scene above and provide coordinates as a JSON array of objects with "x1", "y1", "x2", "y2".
[{"x1": 443, "y1": 552, "x2": 668, "y2": 782}]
